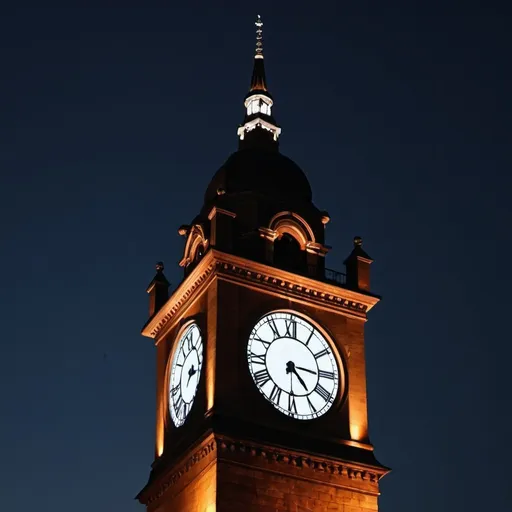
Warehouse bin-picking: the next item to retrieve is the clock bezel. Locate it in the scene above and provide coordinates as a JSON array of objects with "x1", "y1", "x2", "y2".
[
  {"x1": 246, "y1": 309, "x2": 346, "y2": 421},
  {"x1": 167, "y1": 320, "x2": 204, "y2": 428}
]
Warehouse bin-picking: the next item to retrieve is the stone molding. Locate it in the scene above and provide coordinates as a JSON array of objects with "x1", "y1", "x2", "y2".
[
  {"x1": 216, "y1": 260, "x2": 368, "y2": 316},
  {"x1": 144, "y1": 257, "x2": 216, "y2": 339},
  {"x1": 140, "y1": 433, "x2": 388, "y2": 504},
  {"x1": 142, "y1": 436, "x2": 217, "y2": 505},
  {"x1": 179, "y1": 223, "x2": 209, "y2": 268},
  {"x1": 216, "y1": 436, "x2": 385, "y2": 485},
  {"x1": 142, "y1": 250, "x2": 379, "y2": 339}
]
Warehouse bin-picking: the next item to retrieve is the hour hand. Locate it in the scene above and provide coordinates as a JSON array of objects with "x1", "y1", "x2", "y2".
[
  {"x1": 187, "y1": 365, "x2": 197, "y2": 386},
  {"x1": 295, "y1": 366, "x2": 317, "y2": 375},
  {"x1": 285, "y1": 361, "x2": 308, "y2": 391}
]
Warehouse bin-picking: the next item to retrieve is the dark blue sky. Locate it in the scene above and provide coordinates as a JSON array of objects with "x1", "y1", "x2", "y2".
[{"x1": 2, "y1": 2, "x2": 511, "y2": 511}]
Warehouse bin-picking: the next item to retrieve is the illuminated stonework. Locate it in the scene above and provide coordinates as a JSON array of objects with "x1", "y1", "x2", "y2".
[
  {"x1": 138, "y1": 433, "x2": 388, "y2": 507},
  {"x1": 143, "y1": 250, "x2": 378, "y2": 340},
  {"x1": 138, "y1": 15, "x2": 388, "y2": 512}
]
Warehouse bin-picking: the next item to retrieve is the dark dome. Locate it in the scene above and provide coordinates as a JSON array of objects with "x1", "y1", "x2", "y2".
[{"x1": 203, "y1": 149, "x2": 312, "y2": 207}]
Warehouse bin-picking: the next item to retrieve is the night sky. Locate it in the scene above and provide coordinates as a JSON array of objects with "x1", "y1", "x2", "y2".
[{"x1": 2, "y1": 3, "x2": 511, "y2": 511}]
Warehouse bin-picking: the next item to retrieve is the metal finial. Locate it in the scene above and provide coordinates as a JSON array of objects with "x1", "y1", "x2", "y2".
[
  {"x1": 156, "y1": 261, "x2": 165, "y2": 272},
  {"x1": 353, "y1": 236, "x2": 363, "y2": 247},
  {"x1": 255, "y1": 15, "x2": 263, "y2": 58}
]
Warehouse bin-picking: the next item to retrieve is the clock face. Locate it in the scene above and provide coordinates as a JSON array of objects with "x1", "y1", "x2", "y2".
[
  {"x1": 247, "y1": 311, "x2": 340, "y2": 420},
  {"x1": 169, "y1": 323, "x2": 203, "y2": 427}
]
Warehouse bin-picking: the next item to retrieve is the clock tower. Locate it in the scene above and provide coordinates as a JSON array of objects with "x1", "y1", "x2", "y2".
[{"x1": 137, "y1": 16, "x2": 389, "y2": 512}]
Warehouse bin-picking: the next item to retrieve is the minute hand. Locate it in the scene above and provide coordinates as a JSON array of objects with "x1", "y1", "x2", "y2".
[
  {"x1": 295, "y1": 366, "x2": 317, "y2": 375},
  {"x1": 292, "y1": 368, "x2": 308, "y2": 391}
]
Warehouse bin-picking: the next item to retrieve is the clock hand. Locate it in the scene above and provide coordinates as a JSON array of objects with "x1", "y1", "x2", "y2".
[
  {"x1": 292, "y1": 368, "x2": 308, "y2": 391},
  {"x1": 187, "y1": 364, "x2": 196, "y2": 386},
  {"x1": 285, "y1": 360, "x2": 308, "y2": 391},
  {"x1": 295, "y1": 366, "x2": 317, "y2": 375}
]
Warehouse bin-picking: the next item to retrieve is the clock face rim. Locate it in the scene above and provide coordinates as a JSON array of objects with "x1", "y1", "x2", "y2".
[
  {"x1": 247, "y1": 310, "x2": 342, "y2": 421},
  {"x1": 168, "y1": 322, "x2": 204, "y2": 428}
]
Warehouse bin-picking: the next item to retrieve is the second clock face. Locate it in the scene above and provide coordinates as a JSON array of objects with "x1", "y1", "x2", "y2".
[
  {"x1": 247, "y1": 311, "x2": 340, "y2": 420},
  {"x1": 169, "y1": 323, "x2": 203, "y2": 428}
]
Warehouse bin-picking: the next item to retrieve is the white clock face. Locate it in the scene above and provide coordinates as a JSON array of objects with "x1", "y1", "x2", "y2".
[
  {"x1": 169, "y1": 323, "x2": 203, "y2": 427},
  {"x1": 247, "y1": 311, "x2": 340, "y2": 420}
]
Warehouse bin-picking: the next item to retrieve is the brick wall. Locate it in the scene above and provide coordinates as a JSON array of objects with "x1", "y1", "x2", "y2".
[
  {"x1": 150, "y1": 461, "x2": 217, "y2": 512},
  {"x1": 217, "y1": 461, "x2": 379, "y2": 512}
]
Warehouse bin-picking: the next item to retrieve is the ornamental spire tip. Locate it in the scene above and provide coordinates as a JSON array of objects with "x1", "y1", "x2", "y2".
[{"x1": 255, "y1": 14, "x2": 263, "y2": 58}]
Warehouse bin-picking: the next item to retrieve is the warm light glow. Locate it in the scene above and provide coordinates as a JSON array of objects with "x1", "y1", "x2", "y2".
[
  {"x1": 269, "y1": 212, "x2": 316, "y2": 250},
  {"x1": 156, "y1": 401, "x2": 164, "y2": 456},
  {"x1": 179, "y1": 224, "x2": 209, "y2": 268},
  {"x1": 207, "y1": 364, "x2": 214, "y2": 411},
  {"x1": 350, "y1": 423, "x2": 362, "y2": 442},
  {"x1": 156, "y1": 436, "x2": 164, "y2": 457}
]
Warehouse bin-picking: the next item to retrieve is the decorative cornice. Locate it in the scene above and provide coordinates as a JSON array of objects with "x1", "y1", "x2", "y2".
[
  {"x1": 139, "y1": 433, "x2": 388, "y2": 504},
  {"x1": 142, "y1": 250, "x2": 379, "y2": 339},
  {"x1": 142, "y1": 251, "x2": 217, "y2": 339},
  {"x1": 140, "y1": 436, "x2": 217, "y2": 505},
  {"x1": 215, "y1": 255, "x2": 376, "y2": 318},
  {"x1": 216, "y1": 435, "x2": 388, "y2": 485}
]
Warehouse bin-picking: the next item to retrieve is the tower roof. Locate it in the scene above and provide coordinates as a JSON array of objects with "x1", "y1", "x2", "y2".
[
  {"x1": 202, "y1": 148, "x2": 313, "y2": 211},
  {"x1": 247, "y1": 15, "x2": 270, "y2": 98},
  {"x1": 238, "y1": 15, "x2": 280, "y2": 149},
  {"x1": 200, "y1": 16, "x2": 313, "y2": 216}
]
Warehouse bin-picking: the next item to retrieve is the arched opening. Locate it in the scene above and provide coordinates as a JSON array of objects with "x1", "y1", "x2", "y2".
[{"x1": 273, "y1": 233, "x2": 306, "y2": 274}]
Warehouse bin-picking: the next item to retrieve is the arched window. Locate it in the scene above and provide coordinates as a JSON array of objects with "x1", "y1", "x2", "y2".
[{"x1": 274, "y1": 233, "x2": 306, "y2": 273}]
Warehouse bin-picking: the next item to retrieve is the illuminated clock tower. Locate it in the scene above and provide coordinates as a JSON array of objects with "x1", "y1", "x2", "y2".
[{"x1": 137, "y1": 16, "x2": 389, "y2": 511}]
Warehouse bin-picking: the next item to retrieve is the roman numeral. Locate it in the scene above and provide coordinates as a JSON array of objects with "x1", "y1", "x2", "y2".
[
  {"x1": 175, "y1": 397, "x2": 186, "y2": 418},
  {"x1": 249, "y1": 352, "x2": 266, "y2": 366},
  {"x1": 318, "y1": 370, "x2": 335, "y2": 380},
  {"x1": 284, "y1": 318, "x2": 297, "y2": 338},
  {"x1": 268, "y1": 318, "x2": 280, "y2": 339},
  {"x1": 186, "y1": 334, "x2": 193, "y2": 352},
  {"x1": 306, "y1": 396, "x2": 317, "y2": 414},
  {"x1": 269, "y1": 384, "x2": 282, "y2": 404},
  {"x1": 288, "y1": 394, "x2": 297, "y2": 414},
  {"x1": 314, "y1": 383, "x2": 331, "y2": 401},
  {"x1": 304, "y1": 329, "x2": 314, "y2": 346},
  {"x1": 314, "y1": 348, "x2": 329, "y2": 359},
  {"x1": 254, "y1": 335, "x2": 271, "y2": 348},
  {"x1": 253, "y1": 368, "x2": 271, "y2": 386},
  {"x1": 170, "y1": 383, "x2": 181, "y2": 398}
]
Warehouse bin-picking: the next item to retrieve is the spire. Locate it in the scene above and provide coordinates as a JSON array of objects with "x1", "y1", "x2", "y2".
[
  {"x1": 249, "y1": 15, "x2": 268, "y2": 93},
  {"x1": 255, "y1": 15, "x2": 263, "y2": 58},
  {"x1": 237, "y1": 15, "x2": 281, "y2": 150}
]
